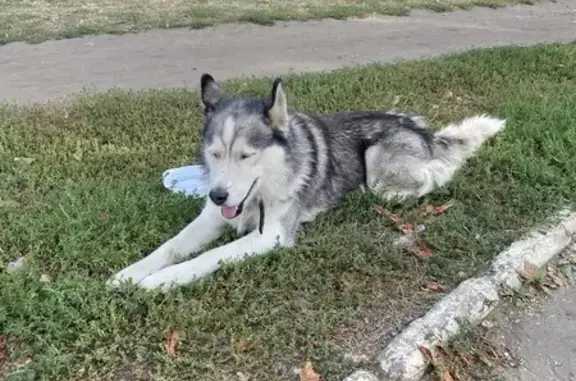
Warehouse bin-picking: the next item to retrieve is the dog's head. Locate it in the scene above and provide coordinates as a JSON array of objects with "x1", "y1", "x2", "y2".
[{"x1": 199, "y1": 74, "x2": 290, "y2": 220}]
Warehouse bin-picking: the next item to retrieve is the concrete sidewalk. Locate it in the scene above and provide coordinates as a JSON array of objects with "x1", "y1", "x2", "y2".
[{"x1": 1, "y1": 0, "x2": 575, "y2": 104}]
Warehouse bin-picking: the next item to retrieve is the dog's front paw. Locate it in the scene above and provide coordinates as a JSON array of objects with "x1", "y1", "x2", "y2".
[
  {"x1": 137, "y1": 270, "x2": 180, "y2": 293},
  {"x1": 137, "y1": 262, "x2": 204, "y2": 292},
  {"x1": 106, "y1": 265, "x2": 156, "y2": 289}
]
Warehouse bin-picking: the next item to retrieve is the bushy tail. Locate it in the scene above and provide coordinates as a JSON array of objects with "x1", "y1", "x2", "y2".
[
  {"x1": 418, "y1": 115, "x2": 506, "y2": 195},
  {"x1": 434, "y1": 114, "x2": 506, "y2": 160}
]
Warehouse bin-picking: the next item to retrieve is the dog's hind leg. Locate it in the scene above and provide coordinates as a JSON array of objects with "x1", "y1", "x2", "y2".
[
  {"x1": 107, "y1": 200, "x2": 226, "y2": 288},
  {"x1": 365, "y1": 144, "x2": 433, "y2": 201}
]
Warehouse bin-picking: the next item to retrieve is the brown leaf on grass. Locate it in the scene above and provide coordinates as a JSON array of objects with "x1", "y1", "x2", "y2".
[
  {"x1": 442, "y1": 370, "x2": 455, "y2": 381},
  {"x1": 235, "y1": 338, "x2": 254, "y2": 354},
  {"x1": 99, "y1": 211, "x2": 110, "y2": 224},
  {"x1": 0, "y1": 335, "x2": 5, "y2": 361},
  {"x1": 375, "y1": 205, "x2": 402, "y2": 224},
  {"x1": 399, "y1": 223, "x2": 416, "y2": 234},
  {"x1": 0, "y1": 335, "x2": 6, "y2": 374},
  {"x1": 164, "y1": 330, "x2": 179, "y2": 356},
  {"x1": 434, "y1": 344, "x2": 447, "y2": 356},
  {"x1": 460, "y1": 353, "x2": 476, "y2": 365},
  {"x1": 299, "y1": 362, "x2": 320, "y2": 381},
  {"x1": 518, "y1": 268, "x2": 537, "y2": 280},
  {"x1": 419, "y1": 345, "x2": 435, "y2": 363},
  {"x1": 416, "y1": 238, "x2": 434, "y2": 257},
  {"x1": 547, "y1": 265, "x2": 565, "y2": 287},
  {"x1": 420, "y1": 200, "x2": 455, "y2": 216},
  {"x1": 494, "y1": 196, "x2": 506, "y2": 205},
  {"x1": 421, "y1": 281, "x2": 445, "y2": 293},
  {"x1": 478, "y1": 354, "x2": 494, "y2": 367},
  {"x1": 452, "y1": 239, "x2": 462, "y2": 249}
]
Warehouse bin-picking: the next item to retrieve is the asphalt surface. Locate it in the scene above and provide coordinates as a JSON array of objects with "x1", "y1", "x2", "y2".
[
  {"x1": 492, "y1": 279, "x2": 576, "y2": 381},
  {"x1": 1, "y1": 1, "x2": 575, "y2": 104}
]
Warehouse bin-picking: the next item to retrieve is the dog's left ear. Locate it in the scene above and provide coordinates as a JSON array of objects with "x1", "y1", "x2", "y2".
[
  {"x1": 266, "y1": 78, "x2": 288, "y2": 131},
  {"x1": 200, "y1": 73, "x2": 222, "y2": 114}
]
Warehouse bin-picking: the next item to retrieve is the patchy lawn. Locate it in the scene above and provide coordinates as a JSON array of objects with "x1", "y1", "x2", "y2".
[
  {"x1": 0, "y1": 0, "x2": 536, "y2": 44},
  {"x1": 1, "y1": 43, "x2": 576, "y2": 381}
]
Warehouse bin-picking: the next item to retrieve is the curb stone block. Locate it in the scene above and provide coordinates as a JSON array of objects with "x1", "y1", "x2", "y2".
[
  {"x1": 342, "y1": 210, "x2": 576, "y2": 381},
  {"x1": 490, "y1": 211, "x2": 576, "y2": 290},
  {"x1": 377, "y1": 277, "x2": 499, "y2": 381}
]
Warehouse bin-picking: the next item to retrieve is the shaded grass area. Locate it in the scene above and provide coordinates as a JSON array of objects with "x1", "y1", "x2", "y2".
[
  {"x1": 0, "y1": 0, "x2": 536, "y2": 45},
  {"x1": 1, "y1": 43, "x2": 576, "y2": 380}
]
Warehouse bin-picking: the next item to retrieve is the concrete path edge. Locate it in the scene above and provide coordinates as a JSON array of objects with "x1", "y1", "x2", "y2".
[{"x1": 344, "y1": 209, "x2": 576, "y2": 381}]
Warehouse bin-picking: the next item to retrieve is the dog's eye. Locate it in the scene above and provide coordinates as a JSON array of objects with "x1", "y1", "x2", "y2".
[
  {"x1": 212, "y1": 153, "x2": 221, "y2": 160},
  {"x1": 240, "y1": 153, "x2": 254, "y2": 160}
]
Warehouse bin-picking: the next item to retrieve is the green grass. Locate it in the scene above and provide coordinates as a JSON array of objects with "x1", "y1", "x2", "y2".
[
  {"x1": 0, "y1": 0, "x2": 536, "y2": 45},
  {"x1": 1, "y1": 43, "x2": 576, "y2": 380}
]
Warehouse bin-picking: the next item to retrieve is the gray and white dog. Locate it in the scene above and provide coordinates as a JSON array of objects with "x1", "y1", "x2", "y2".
[{"x1": 108, "y1": 74, "x2": 505, "y2": 291}]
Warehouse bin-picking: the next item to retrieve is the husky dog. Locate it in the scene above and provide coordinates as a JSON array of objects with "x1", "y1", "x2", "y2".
[{"x1": 108, "y1": 74, "x2": 505, "y2": 291}]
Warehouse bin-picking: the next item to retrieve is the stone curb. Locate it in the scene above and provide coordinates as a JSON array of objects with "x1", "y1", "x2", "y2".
[{"x1": 344, "y1": 210, "x2": 576, "y2": 381}]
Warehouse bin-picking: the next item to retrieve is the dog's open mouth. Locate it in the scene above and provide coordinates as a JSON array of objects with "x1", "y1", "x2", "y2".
[
  {"x1": 221, "y1": 205, "x2": 243, "y2": 219},
  {"x1": 220, "y1": 178, "x2": 258, "y2": 220}
]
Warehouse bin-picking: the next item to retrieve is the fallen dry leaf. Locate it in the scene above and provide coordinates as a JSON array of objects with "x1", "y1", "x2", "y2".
[
  {"x1": 494, "y1": 196, "x2": 506, "y2": 205},
  {"x1": 299, "y1": 361, "x2": 320, "y2": 381},
  {"x1": 416, "y1": 238, "x2": 434, "y2": 257},
  {"x1": 0, "y1": 335, "x2": 6, "y2": 374},
  {"x1": 235, "y1": 338, "x2": 254, "y2": 354},
  {"x1": 434, "y1": 344, "x2": 447, "y2": 356},
  {"x1": 399, "y1": 222, "x2": 416, "y2": 234},
  {"x1": 518, "y1": 268, "x2": 537, "y2": 280},
  {"x1": 442, "y1": 370, "x2": 455, "y2": 381},
  {"x1": 478, "y1": 354, "x2": 494, "y2": 367},
  {"x1": 421, "y1": 281, "x2": 445, "y2": 293},
  {"x1": 164, "y1": 330, "x2": 179, "y2": 356},
  {"x1": 420, "y1": 200, "x2": 455, "y2": 216},
  {"x1": 375, "y1": 206, "x2": 402, "y2": 224},
  {"x1": 99, "y1": 211, "x2": 110, "y2": 224},
  {"x1": 452, "y1": 238, "x2": 462, "y2": 249},
  {"x1": 460, "y1": 353, "x2": 476, "y2": 366},
  {"x1": 418, "y1": 345, "x2": 435, "y2": 363},
  {"x1": 547, "y1": 265, "x2": 565, "y2": 287}
]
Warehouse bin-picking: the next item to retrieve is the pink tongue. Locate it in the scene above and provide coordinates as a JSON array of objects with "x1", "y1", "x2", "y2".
[{"x1": 221, "y1": 206, "x2": 238, "y2": 219}]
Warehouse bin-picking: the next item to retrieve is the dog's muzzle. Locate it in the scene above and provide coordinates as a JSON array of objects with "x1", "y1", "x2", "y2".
[{"x1": 219, "y1": 178, "x2": 258, "y2": 220}]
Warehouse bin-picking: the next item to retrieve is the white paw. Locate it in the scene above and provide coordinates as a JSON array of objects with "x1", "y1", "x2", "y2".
[
  {"x1": 106, "y1": 264, "x2": 158, "y2": 289},
  {"x1": 136, "y1": 261, "x2": 207, "y2": 292},
  {"x1": 137, "y1": 267, "x2": 183, "y2": 292}
]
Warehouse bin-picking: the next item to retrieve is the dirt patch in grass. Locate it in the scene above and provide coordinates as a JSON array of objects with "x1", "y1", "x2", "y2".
[
  {"x1": 1, "y1": 43, "x2": 576, "y2": 380},
  {"x1": 0, "y1": 0, "x2": 536, "y2": 44}
]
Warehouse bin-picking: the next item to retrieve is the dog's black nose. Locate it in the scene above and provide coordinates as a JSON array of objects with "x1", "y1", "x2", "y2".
[{"x1": 209, "y1": 188, "x2": 229, "y2": 206}]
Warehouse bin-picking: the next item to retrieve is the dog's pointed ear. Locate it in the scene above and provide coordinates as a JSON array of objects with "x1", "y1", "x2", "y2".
[
  {"x1": 266, "y1": 78, "x2": 288, "y2": 131},
  {"x1": 200, "y1": 74, "x2": 222, "y2": 114}
]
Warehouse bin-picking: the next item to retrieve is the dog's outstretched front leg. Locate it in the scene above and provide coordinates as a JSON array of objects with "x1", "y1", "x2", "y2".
[
  {"x1": 137, "y1": 222, "x2": 288, "y2": 292},
  {"x1": 107, "y1": 201, "x2": 225, "y2": 288}
]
